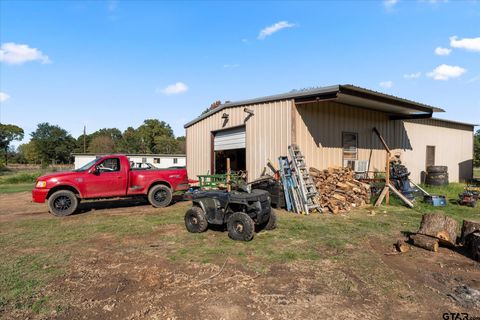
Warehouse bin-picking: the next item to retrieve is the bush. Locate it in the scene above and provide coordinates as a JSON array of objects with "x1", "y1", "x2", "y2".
[{"x1": 0, "y1": 172, "x2": 41, "y2": 184}]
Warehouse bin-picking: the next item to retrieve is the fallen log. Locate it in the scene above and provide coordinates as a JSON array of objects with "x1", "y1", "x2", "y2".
[
  {"x1": 417, "y1": 213, "x2": 458, "y2": 247},
  {"x1": 460, "y1": 220, "x2": 480, "y2": 245},
  {"x1": 410, "y1": 234, "x2": 439, "y2": 252}
]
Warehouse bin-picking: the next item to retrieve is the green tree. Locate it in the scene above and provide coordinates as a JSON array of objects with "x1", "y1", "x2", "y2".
[
  {"x1": 153, "y1": 136, "x2": 180, "y2": 154},
  {"x1": 176, "y1": 136, "x2": 186, "y2": 154},
  {"x1": 137, "y1": 119, "x2": 174, "y2": 153},
  {"x1": 119, "y1": 126, "x2": 144, "y2": 153},
  {"x1": 18, "y1": 141, "x2": 41, "y2": 164},
  {"x1": 30, "y1": 123, "x2": 76, "y2": 164},
  {"x1": 474, "y1": 129, "x2": 480, "y2": 168},
  {"x1": 88, "y1": 135, "x2": 116, "y2": 154},
  {"x1": 0, "y1": 123, "x2": 24, "y2": 165}
]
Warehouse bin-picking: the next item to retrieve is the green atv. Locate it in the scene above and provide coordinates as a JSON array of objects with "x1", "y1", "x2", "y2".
[{"x1": 184, "y1": 189, "x2": 277, "y2": 241}]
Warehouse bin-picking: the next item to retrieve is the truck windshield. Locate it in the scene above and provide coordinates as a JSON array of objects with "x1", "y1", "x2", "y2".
[{"x1": 75, "y1": 159, "x2": 99, "y2": 172}]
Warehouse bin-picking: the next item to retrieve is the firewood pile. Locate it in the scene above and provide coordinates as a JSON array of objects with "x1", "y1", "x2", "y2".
[{"x1": 309, "y1": 166, "x2": 371, "y2": 214}]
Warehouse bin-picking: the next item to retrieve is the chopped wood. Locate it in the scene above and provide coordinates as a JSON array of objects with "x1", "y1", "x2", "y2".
[
  {"x1": 309, "y1": 166, "x2": 370, "y2": 214},
  {"x1": 460, "y1": 220, "x2": 480, "y2": 245},
  {"x1": 417, "y1": 213, "x2": 458, "y2": 247},
  {"x1": 410, "y1": 234, "x2": 439, "y2": 252},
  {"x1": 395, "y1": 240, "x2": 410, "y2": 253}
]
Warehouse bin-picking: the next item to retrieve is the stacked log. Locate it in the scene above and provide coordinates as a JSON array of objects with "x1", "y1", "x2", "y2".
[{"x1": 309, "y1": 166, "x2": 370, "y2": 214}]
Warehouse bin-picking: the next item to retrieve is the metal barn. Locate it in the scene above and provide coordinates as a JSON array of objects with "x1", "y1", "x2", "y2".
[{"x1": 184, "y1": 85, "x2": 474, "y2": 183}]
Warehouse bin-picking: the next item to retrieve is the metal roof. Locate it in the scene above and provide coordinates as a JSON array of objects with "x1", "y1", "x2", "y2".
[
  {"x1": 184, "y1": 84, "x2": 445, "y2": 128},
  {"x1": 72, "y1": 153, "x2": 186, "y2": 157}
]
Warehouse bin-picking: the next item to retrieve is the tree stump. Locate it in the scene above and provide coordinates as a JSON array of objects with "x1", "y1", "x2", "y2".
[
  {"x1": 410, "y1": 234, "x2": 439, "y2": 252},
  {"x1": 460, "y1": 220, "x2": 480, "y2": 245},
  {"x1": 417, "y1": 213, "x2": 458, "y2": 247},
  {"x1": 465, "y1": 232, "x2": 480, "y2": 261}
]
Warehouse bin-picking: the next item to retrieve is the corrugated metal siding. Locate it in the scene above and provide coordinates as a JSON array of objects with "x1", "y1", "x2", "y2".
[
  {"x1": 186, "y1": 100, "x2": 292, "y2": 181},
  {"x1": 402, "y1": 121, "x2": 473, "y2": 182},
  {"x1": 293, "y1": 101, "x2": 473, "y2": 183},
  {"x1": 294, "y1": 101, "x2": 408, "y2": 174},
  {"x1": 214, "y1": 127, "x2": 246, "y2": 150}
]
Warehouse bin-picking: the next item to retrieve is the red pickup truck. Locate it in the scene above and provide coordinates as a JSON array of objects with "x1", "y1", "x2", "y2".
[{"x1": 32, "y1": 155, "x2": 189, "y2": 216}]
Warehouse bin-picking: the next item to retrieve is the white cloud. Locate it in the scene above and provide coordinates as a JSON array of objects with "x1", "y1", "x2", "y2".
[
  {"x1": 384, "y1": 0, "x2": 398, "y2": 9},
  {"x1": 158, "y1": 82, "x2": 188, "y2": 95},
  {"x1": 404, "y1": 72, "x2": 422, "y2": 79},
  {"x1": 449, "y1": 36, "x2": 480, "y2": 52},
  {"x1": 379, "y1": 81, "x2": 393, "y2": 88},
  {"x1": 0, "y1": 91, "x2": 10, "y2": 103},
  {"x1": 435, "y1": 47, "x2": 451, "y2": 56},
  {"x1": 223, "y1": 64, "x2": 239, "y2": 68},
  {"x1": 427, "y1": 64, "x2": 466, "y2": 80},
  {"x1": 0, "y1": 42, "x2": 51, "y2": 65},
  {"x1": 258, "y1": 21, "x2": 295, "y2": 40}
]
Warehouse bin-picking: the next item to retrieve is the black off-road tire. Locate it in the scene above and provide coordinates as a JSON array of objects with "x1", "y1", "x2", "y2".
[
  {"x1": 227, "y1": 212, "x2": 255, "y2": 241},
  {"x1": 185, "y1": 206, "x2": 208, "y2": 233},
  {"x1": 426, "y1": 166, "x2": 448, "y2": 173},
  {"x1": 264, "y1": 210, "x2": 277, "y2": 230},
  {"x1": 47, "y1": 190, "x2": 78, "y2": 217},
  {"x1": 148, "y1": 185, "x2": 173, "y2": 208}
]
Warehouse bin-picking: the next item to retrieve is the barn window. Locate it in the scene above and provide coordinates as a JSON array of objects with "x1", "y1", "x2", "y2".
[
  {"x1": 173, "y1": 158, "x2": 178, "y2": 164},
  {"x1": 342, "y1": 132, "x2": 358, "y2": 160},
  {"x1": 153, "y1": 158, "x2": 160, "y2": 164}
]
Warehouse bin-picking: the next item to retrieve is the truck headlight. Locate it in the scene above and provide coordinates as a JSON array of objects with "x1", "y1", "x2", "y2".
[{"x1": 36, "y1": 181, "x2": 47, "y2": 188}]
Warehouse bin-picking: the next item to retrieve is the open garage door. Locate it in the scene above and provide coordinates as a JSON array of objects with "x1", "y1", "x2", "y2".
[{"x1": 214, "y1": 126, "x2": 246, "y2": 174}]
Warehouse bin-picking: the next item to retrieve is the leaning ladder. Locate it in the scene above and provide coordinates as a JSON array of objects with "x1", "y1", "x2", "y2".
[
  {"x1": 288, "y1": 145, "x2": 321, "y2": 214},
  {"x1": 278, "y1": 156, "x2": 304, "y2": 214}
]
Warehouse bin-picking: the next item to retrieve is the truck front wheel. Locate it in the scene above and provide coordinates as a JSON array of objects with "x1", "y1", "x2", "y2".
[
  {"x1": 47, "y1": 190, "x2": 78, "y2": 217},
  {"x1": 148, "y1": 185, "x2": 173, "y2": 208}
]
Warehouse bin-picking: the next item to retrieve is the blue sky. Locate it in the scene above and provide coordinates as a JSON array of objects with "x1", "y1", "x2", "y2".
[{"x1": 0, "y1": 0, "x2": 479, "y2": 145}]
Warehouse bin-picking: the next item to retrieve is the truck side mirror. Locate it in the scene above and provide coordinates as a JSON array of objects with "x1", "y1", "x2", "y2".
[{"x1": 90, "y1": 166, "x2": 100, "y2": 175}]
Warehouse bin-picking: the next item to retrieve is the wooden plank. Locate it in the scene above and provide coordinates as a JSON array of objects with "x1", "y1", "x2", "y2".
[
  {"x1": 409, "y1": 179, "x2": 430, "y2": 196},
  {"x1": 388, "y1": 183, "x2": 414, "y2": 208},
  {"x1": 374, "y1": 186, "x2": 389, "y2": 207}
]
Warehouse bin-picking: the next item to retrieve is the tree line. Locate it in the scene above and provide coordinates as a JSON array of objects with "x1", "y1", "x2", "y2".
[{"x1": 0, "y1": 119, "x2": 185, "y2": 166}]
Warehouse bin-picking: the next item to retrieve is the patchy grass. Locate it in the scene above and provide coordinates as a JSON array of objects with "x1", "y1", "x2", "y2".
[
  {"x1": 0, "y1": 183, "x2": 479, "y2": 315},
  {"x1": 0, "y1": 183, "x2": 34, "y2": 194},
  {"x1": 0, "y1": 172, "x2": 41, "y2": 184}
]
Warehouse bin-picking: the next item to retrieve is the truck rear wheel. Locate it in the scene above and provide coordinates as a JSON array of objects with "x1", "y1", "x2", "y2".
[
  {"x1": 227, "y1": 212, "x2": 255, "y2": 241},
  {"x1": 47, "y1": 190, "x2": 78, "y2": 217},
  {"x1": 185, "y1": 206, "x2": 208, "y2": 233},
  {"x1": 148, "y1": 184, "x2": 172, "y2": 208}
]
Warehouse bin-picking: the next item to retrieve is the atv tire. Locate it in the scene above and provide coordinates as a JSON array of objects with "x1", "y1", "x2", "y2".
[
  {"x1": 148, "y1": 185, "x2": 172, "y2": 208},
  {"x1": 227, "y1": 212, "x2": 255, "y2": 241},
  {"x1": 264, "y1": 210, "x2": 277, "y2": 230},
  {"x1": 48, "y1": 190, "x2": 78, "y2": 217},
  {"x1": 185, "y1": 206, "x2": 208, "y2": 233}
]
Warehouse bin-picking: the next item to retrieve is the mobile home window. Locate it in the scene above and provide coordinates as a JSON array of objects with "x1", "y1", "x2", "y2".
[
  {"x1": 342, "y1": 132, "x2": 358, "y2": 160},
  {"x1": 153, "y1": 158, "x2": 160, "y2": 164},
  {"x1": 173, "y1": 158, "x2": 178, "y2": 164}
]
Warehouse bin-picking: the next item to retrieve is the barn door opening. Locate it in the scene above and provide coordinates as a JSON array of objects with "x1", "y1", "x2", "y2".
[
  {"x1": 426, "y1": 145, "x2": 435, "y2": 169},
  {"x1": 213, "y1": 126, "x2": 246, "y2": 174}
]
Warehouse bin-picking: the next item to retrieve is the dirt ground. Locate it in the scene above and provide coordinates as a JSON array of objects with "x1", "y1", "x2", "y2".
[{"x1": 1, "y1": 192, "x2": 479, "y2": 320}]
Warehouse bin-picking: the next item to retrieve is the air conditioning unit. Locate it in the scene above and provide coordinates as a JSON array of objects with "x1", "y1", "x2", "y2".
[{"x1": 343, "y1": 160, "x2": 369, "y2": 173}]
